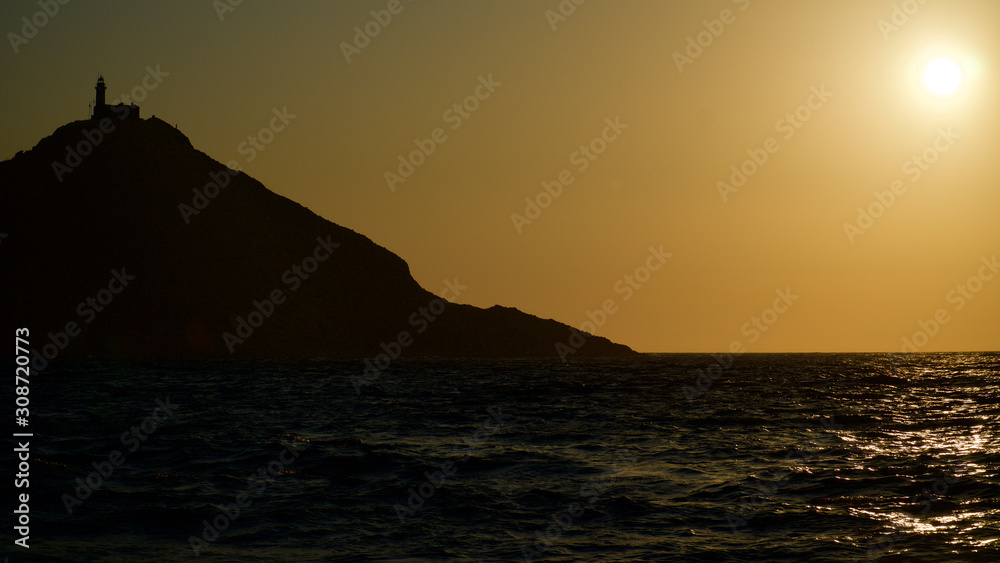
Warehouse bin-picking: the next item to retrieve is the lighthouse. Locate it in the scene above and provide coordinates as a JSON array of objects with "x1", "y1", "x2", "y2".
[
  {"x1": 95, "y1": 75, "x2": 106, "y2": 109},
  {"x1": 91, "y1": 76, "x2": 140, "y2": 120}
]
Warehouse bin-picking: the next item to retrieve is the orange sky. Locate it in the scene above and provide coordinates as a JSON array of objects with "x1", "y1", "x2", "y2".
[{"x1": 2, "y1": 0, "x2": 998, "y2": 352}]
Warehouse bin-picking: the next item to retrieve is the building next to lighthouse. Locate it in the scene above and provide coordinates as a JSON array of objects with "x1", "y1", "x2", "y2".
[{"x1": 92, "y1": 76, "x2": 140, "y2": 120}]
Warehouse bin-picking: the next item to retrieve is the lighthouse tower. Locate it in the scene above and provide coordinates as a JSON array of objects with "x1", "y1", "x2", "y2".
[
  {"x1": 95, "y1": 76, "x2": 106, "y2": 107},
  {"x1": 93, "y1": 76, "x2": 107, "y2": 119},
  {"x1": 90, "y1": 76, "x2": 139, "y2": 120}
]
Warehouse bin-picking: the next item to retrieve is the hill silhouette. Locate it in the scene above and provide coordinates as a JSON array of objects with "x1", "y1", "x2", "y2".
[{"x1": 0, "y1": 115, "x2": 636, "y2": 361}]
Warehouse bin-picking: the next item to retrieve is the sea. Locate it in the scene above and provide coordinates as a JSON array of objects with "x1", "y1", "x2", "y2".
[{"x1": 9, "y1": 353, "x2": 1000, "y2": 562}]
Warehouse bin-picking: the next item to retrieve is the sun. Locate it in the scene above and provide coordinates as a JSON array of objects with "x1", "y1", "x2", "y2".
[{"x1": 922, "y1": 57, "x2": 963, "y2": 97}]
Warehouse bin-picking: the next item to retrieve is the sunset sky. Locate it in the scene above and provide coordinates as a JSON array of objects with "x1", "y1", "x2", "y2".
[{"x1": 2, "y1": 0, "x2": 998, "y2": 353}]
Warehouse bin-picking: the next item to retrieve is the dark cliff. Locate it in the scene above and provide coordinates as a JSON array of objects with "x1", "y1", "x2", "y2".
[{"x1": 0, "y1": 116, "x2": 637, "y2": 360}]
